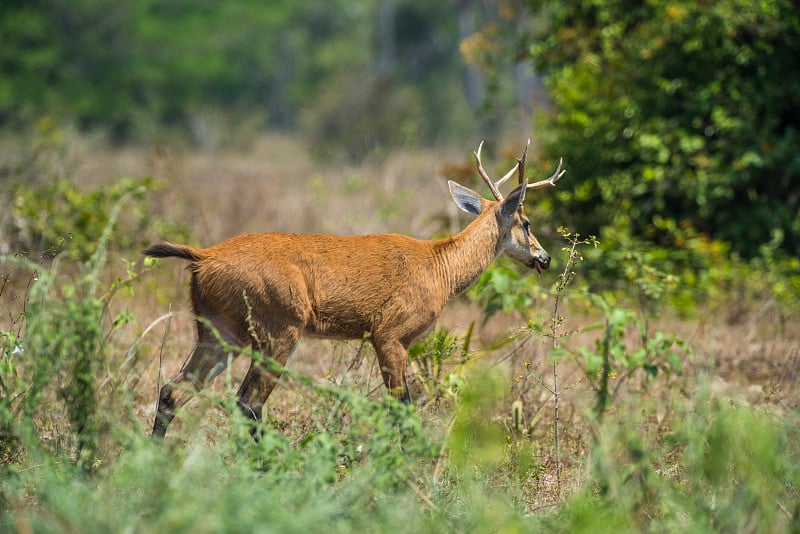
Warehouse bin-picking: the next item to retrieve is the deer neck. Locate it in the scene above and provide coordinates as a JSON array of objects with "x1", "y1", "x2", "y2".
[{"x1": 434, "y1": 212, "x2": 501, "y2": 298}]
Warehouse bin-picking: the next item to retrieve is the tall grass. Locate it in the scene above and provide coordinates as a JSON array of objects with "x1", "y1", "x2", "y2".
[{"x1": 1, "y1": 140, "x2": 798, "y2": 531}]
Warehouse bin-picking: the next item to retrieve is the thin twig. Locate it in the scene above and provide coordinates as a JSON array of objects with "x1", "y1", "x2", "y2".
[
  {"x1": 548, "y1": 236, "x2": 582, "y2": 499},
  {"x1": 98, "y1": 309, "x2": 181, "y2": 390},
  {"x1": 405, "y1": 477, "x2": 440, "y2": 512}
]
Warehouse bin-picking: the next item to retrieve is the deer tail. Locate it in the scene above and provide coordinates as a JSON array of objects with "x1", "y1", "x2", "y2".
[{"x1": 142, "y1": 242, "x2": 204, "y2": 262}]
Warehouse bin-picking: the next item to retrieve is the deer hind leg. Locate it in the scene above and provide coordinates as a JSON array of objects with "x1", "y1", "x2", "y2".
[
  {"x1": 152, "y1": 317, "x2": 245, "y2": 438},
  {"x1": 236, "y1": 324, "x2": 303, "y2": 432},
  {"x1": 373, "y1": 337, "x2": 412, "y2": 403}
]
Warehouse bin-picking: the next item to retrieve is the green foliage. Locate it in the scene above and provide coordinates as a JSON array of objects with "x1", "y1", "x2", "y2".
[
  {"x1": 8, "y1": 176, "x2": 159, "y2": 261},
  {"x1": 0, "y1": 0, "x2": 355, "y2": 139},
  {"x1": 564, "y1": 392, "x2": 800, "y2": 533},
  {"x1": 0, "y1": 0, "x2": 478, "y2": 149},
  {"x1": 444, "y1": 366, "x2": 548, "y2": 519},
  {"x1": 587, "y1": 219, "x2": 800, "y2": 320},
  {"x1": 469, "y1": 256, "x2": 544, "y2": 323},
  {"x1": 528, "y1": 0, "x2": 800, "y2": 257},
  {"x1": 408, "y1": 327, "x2": 468, "y2": 403},
  {"x1": 241, "y1": 356, "x2": 440, "y2": 490},
  {"x1": 448, "y1": 367, "x2": 508, "y2": 474},
  {"x1": 0, "y1": 193, "x2": 141, "y2": 468},
  {"x1": 743, "y1": 231, "x2": 800, "y2": 331},
  {"x1": 569, "y1": 293, "x2": 689, "y2": 422}
]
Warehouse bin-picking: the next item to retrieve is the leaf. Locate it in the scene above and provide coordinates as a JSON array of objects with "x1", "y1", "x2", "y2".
[
  {"x1": 667, "y1": 352, "x2": 684, "y2": 373},
  {"x1": 112, "y1": 311, "x2": 136, "y2": 329},
  {"x1": 626, "y1": 348, "x2": 646, "y2": 369},
  {"x1": 491, "y1": 270, "x2": 511, "y2": 294},
  {"x1": 587, "y1": 352, "x2": 604, "y2": 376},
  {"x1": 643, "y1": 363, "x2": 658, "y2": 379},
  {"x1": 588, "y1": 292, "x2": 610, "y2": 313},
  {"x1": 581, "y1": 321, "x2": 606, "y2": 332}
]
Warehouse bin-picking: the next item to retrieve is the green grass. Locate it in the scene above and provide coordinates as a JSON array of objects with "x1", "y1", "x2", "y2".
[{"x1": 1, "y1": 136, "x2": 798, "y2": 532}]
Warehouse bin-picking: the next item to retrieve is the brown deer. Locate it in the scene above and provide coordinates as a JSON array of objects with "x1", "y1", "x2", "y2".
[{"x1": 144, "y1": 142, "x2": 565, "y2": 438}]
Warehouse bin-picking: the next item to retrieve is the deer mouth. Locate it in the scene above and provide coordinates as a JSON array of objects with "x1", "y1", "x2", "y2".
[{"x1": 531, "y1": 257, "x2": 550, "y2": 273}]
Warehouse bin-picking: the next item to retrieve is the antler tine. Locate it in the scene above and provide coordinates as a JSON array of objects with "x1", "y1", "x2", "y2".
[
  {"x1": 525, "y1": 157, "x2": 567, "y2": 191},
  {"x1": 516, "y1": 138, "x2": 530, "y2": 186},
  {"x1": 473, "y1": 140, "x2": 504, "y2": 201}
]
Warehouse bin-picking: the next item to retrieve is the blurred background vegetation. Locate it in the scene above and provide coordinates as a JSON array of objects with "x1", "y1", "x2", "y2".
[{"x1": 1, "y1": 0, "x2": 798, "y2": 261}]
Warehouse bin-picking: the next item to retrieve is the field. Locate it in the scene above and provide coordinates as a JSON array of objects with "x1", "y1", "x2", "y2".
[{"x1": 1, "y1": 133, "x2": 799, "y2": 532}]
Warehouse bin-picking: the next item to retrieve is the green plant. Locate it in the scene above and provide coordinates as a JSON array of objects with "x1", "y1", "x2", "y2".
[
  {"x1": 570, "y1": 293, "x2": 690, "y2": 424},
  {"x1": 558, "y1": 387, "x2": 800, "y2": 533},
  {"x1": 0, "y1": 191, "x2": 153, "y2": 469},
  {"x1": 527, "y1": 0, "x2": 800, "y2": 258},
  {"x1": 536, "y1": 227, "x2": 598, "y2": 497},
  {"x1": 748, "y1": 230, "x2": 800, "y2": 334},
  {"x1": 468, "y1": 256, "x2": 544, "y2": 324},
  {"x1": 408, "y1": 326, "x2": 470, "y2": 404},
  {"x1": 7, "y1": 176, "x2": 183, "y2": 261}
]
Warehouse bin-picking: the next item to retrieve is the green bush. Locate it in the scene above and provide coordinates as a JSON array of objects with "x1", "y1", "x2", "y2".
[
  {"x1": 0, "y1": 193, "x2": 144, "y2": 468},
  {"x1": 6, "y1": 176, "x2": 183, "y2": 261},
  {"x1": 557, "y1": 390, "x2": 800, "y2": 533},
  {"x1": 1, "y1": 120, "x2": 187, "y2": 262},
  {"x1": 527, "y1": 0, "x2": 800, "y2": 257}
]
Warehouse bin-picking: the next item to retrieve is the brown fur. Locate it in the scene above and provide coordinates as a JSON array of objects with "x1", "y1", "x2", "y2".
[{"x1": 145, "y1": 151, "x2": 558, "y2": 439}]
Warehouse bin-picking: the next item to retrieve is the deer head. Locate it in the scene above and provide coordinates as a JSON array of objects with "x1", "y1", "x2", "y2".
[{"x1": 448, "y1": 140, "x2": 565, "y2": 273}]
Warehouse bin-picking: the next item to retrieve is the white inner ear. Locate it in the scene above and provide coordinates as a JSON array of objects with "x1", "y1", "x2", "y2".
[{"x1": 449, "y1": 180, "x2": 483, "y2": 215}]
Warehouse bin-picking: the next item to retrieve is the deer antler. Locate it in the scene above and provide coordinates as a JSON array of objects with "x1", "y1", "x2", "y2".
[
  {"x1": 473, "y1": 140, "x2": 566, "y2": 198},
  {"x1": 473, "y1": 140, "x2": 519, "y2": 201},
  {"x1": 525, "y1": 157, "x2": 566, "y2": 191},
  {"x1": 516, "y1": 139, "x2": 530, "y2": 186}
]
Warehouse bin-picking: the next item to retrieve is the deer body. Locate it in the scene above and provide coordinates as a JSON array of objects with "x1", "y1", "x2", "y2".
[{"x1": 146, "y1": 143, "x2": 564, "y2": 438}]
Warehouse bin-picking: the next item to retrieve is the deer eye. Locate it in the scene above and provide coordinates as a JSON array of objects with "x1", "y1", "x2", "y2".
[{"x1": 522, "y1": 220, "x2": 531, "y2": 234}]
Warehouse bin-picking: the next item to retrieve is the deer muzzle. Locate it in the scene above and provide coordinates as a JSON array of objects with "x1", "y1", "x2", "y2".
[{"x1": 531, "y1": 253, "x2": 551, "y2": 273}]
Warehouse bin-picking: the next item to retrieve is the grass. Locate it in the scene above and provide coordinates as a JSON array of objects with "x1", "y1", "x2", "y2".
[{"x1": 1, "y1": 132, "x2": 799, "y2": 532}]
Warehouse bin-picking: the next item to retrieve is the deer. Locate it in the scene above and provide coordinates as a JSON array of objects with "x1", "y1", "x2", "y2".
[{"x1": 143, "y1": 141, "x2": 565, "y2": 438}]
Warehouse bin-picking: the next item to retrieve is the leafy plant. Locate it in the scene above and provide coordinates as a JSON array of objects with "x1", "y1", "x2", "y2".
[
  {"x1": 0, "y1": 190, "x2": 153, "y2": 468},
  {"x1": 408, "y1": 326, "x2": 470, "y2": 404},
  {"x1": 468, "y1": 256, "x2": 544, "y2": 324},
  {"x1": 563, "y1": 388, "x2": 800, "y2": 533},
  {"x1": 568, "y1": 293, "x2": 690, "y2": 424},
  {"x1": 7, "y1": 176, "x2": 184, "y2": 261},
  {"x1": 528, "y1": 0, "x2": 800, "y2": 258}
]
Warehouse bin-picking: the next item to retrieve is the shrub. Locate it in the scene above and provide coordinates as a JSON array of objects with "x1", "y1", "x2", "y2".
[{"x1": 6, "y1": 176, "x2": 184, "y2": 261}]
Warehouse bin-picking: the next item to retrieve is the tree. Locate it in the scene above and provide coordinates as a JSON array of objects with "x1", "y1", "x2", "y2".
[
  {"x1": 526, "y1": 0, "x2": 800, "y2": 256},
  {"x1": 0, "y1": 0, "x2": 483, "y2": 150}
]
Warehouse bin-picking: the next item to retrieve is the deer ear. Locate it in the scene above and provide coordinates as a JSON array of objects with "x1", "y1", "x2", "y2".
[
  {"x1": 500, "y1": 184, "x2": 526, "y2": 220},
  {"x1": 449, "y1": 181, "x2": 484, "y2": 215}
]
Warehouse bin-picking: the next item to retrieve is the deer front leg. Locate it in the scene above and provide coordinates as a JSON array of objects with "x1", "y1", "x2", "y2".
[{"x1": 372, "y1": 337, "x2": 411, "y2": 403}]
